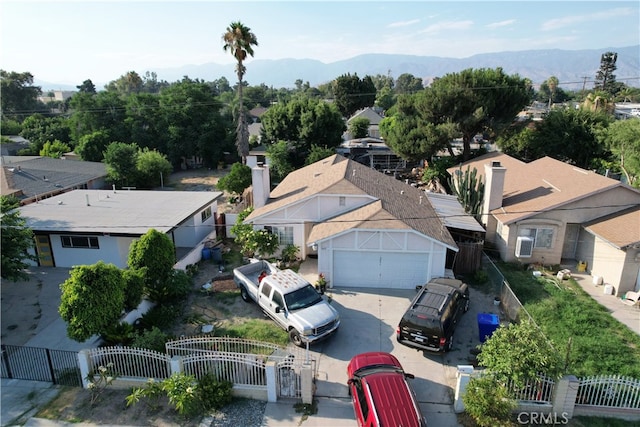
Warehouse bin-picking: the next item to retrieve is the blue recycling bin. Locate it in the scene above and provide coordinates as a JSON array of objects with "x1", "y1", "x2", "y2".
[
  {"x1": 201, "y1": 247, "x2": 211, "y2": 260},
  {"x1": 211, "y1": 247, "x2": 222, "y2": 263},
  {"x1": 477, "y1": 313, "x2": 500, "y2": 343}
]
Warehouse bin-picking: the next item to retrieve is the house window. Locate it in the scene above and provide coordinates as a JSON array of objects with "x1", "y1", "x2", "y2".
[
  {"x1": 201, "y1": 206, "x2": 212, "y2": 222},
  {"x1": 339, "y1": 196, "x2": 346, "y2": 206},
  {"x1": 272, "y1": 226, "x2": 294, "y2": 246},
  {"x1": 520, "y1": 227, "x2": 554, "y2": 249},
  {"x1": 61, "y1": 235, "x2": 99, "y2": 249}
]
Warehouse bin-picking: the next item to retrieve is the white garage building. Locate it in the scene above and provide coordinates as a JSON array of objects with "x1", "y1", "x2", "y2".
[{"x1": 246, "y1": 155, "x2": 458, "y2": 289}]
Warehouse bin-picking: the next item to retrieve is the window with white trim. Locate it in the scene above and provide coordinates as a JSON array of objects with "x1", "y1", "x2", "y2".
[
  {"x1": 519, "y1": 227, "x2": 554, "y2": 249},
  {"x1": 201, "y1": 206, "x2": 212, "y2": 222},
  {"x1": 272, "y1": 226, "x2": 294, "y2": 246},
  {"x1": 61, "y1": 235, "x2": 99, "y2": 249}
]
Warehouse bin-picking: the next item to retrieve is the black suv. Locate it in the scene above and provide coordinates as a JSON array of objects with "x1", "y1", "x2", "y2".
[{"x1": 397, "y1": 278, "x2": 470, "y2": 352}]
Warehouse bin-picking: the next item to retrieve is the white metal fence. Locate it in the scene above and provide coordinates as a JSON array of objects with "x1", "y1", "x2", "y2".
[
  {"x1": 577, "y1": 375, "x2": 640, "y2": 409},
  {"x1": 88, "y1": 346, "x2": 171, "y2": 380},
  {"x1": 80, "y1": 337, "x2": 315, "y2": 402}
]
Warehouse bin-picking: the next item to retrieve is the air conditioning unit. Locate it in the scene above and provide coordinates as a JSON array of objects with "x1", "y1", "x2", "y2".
[{"x1": 516, "y1": 236, "x2": 534, "y2": 258}]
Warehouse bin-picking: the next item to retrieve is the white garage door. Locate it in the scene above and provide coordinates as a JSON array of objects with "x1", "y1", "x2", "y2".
[{"x1": 332, "y1": 250, "x2": 429, "y2": 289}]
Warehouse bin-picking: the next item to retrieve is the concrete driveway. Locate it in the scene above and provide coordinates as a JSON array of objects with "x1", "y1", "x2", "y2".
[{"x1": 296, "y1": 285, "x2": 498, "y2": 427}]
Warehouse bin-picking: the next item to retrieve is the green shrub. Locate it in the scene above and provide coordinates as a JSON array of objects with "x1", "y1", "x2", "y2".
[
  {"x1": 122, "y1": 268, "x2": 145, "y2": 311},
  {"x1": 131, "y1": 326, "x2": 170, "y2": 353},
  {"x1": 140, "y1": 304, "x2": 183, "y2": 331},
  {"x1": 463, "y1": 375, "x2": 515, "y2": 427},
  {"x1": 101, "y1": 322, "x2": 135, "y2": 346},
  {"x1": 148, "y1": 269, "x2": 192, "y2": 303},
  {"x1": 280, "y1": 244, "x2": 299, "y2": 264},
  {"x1": 197, "y1": 373, "x2": 233, "y2": 411}
]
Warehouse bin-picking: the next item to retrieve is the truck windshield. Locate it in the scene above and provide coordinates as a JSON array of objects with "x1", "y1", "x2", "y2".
[{"x1": 285, "y1": 284, "x2": 322, "y2": 311}]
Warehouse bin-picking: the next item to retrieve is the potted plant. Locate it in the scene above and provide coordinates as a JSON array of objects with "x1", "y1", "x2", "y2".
[{"x1": 315, "y1": 273, "x2": 327, "y2": 294}]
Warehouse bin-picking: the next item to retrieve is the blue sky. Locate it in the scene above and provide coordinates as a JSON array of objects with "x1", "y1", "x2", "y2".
[{"x1": 2, "y1": 1, "x2": 638, "y2": 85}]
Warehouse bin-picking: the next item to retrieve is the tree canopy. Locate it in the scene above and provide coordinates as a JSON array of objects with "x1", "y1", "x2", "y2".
[
  {"x1": 59, "y1": 261, "x2": 126, "y2": 342},
  {"x1": 477, "y1": 319, "x2": 563, "y2": 387},
  {"x1": 498, "y1": 107, "x2": 612, "y2": 169},
  {"x1": 127, "y1": 229, "x2": 176, "y2": 302},
  {"x1": 1, "y1": 196, "x2": 35, "y2": 281},
  {"x1": 332, "y1": 73, "x2": 376, "y2": 118},
  {"x1": 216, "y1": 162, "x2": 252, "y2": 195},
  {"x1": 381, "y1": 68, "x2": 532, "y2": 162},
  {"x1": 1, "y1": 70, "x2": 43, "y2": 121},
  {"x1": 598, "y1": 118, "x2": 640, "y2": 187}
]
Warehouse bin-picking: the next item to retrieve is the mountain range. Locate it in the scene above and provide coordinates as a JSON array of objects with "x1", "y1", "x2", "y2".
[{"x1": 38, "y1": 45, "x2": 639, "y2": 91}]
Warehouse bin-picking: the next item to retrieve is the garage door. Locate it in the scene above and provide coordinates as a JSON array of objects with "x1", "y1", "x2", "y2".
[{"x1": 332, "y1": 250, "x2": 429, "y2": 289}]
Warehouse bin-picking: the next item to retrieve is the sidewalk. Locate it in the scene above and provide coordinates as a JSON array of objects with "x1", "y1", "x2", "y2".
[{"x1": 562, "y1": 265, "x2": 640, "y2": 336}]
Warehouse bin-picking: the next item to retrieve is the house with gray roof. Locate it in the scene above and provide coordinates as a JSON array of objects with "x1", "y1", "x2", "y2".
[
  {"x1": 19, "y1": 189, "x2": 222, "y2": 268},
  {"x1": 1, "y1": 156, "x2": 108, "y2": 205},
  {"x1": 245, "y1": 154, "x2": 459, "y2": 289},
  {"x1": 450, "y1": 152, "x2": 640, "y2": 296}
]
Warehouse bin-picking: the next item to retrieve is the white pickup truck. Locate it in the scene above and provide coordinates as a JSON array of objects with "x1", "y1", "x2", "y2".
[{"x1": 233, "y1": 260, "x2": 340, "y2": 347}]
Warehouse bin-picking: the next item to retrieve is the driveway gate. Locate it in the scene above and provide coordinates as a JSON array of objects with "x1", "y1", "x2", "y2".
[{"x1": 0, "y1": 344, "x2": 82, "y2": 387}]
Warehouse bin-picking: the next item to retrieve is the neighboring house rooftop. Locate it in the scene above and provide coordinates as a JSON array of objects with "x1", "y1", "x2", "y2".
[
  {"x1": 347, "y1": 107, "x2": 384, "y2": 125},
  {"x1": 19, "y1": 189, "x2": 223, "y2": 235},
  {"x1": 451, "y1": 152, "x2": 626, "y2": 225},
  {"x1": 583, "y1": 206, "x2": 640, "y2": 250},
  {"x1": 250, "y1": 154, "x2": 456, "y2": 248},
  {"x1": 1, "y1": 156, "x2": 108, "y2": 201}
]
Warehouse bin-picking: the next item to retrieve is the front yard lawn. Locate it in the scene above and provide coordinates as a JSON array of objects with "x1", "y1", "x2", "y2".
[{"x1": 499, "y1": 262, "x2": 640, "y2": 378}]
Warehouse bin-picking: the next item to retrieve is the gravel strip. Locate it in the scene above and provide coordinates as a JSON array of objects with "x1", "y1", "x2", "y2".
[{"x1": 201, "y1": 398, "x2": 268, "y2": 427}]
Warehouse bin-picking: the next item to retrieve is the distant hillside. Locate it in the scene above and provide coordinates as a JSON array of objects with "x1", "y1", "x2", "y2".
[{"x1": 38, "y1": 46, "x2": 639, "y2": 91}]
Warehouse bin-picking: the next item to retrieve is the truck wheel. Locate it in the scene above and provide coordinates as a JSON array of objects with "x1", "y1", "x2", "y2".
[
  {"x1": 240, "y1": 286, "x2": 250, "y2": 302},
  {"x1": 289, "y1": 329, "x2": 304, "y2": 347}
]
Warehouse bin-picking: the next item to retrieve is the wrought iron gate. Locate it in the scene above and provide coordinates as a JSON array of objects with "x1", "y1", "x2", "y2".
[{"x1": 1, "y1": 344, "x2": 82, "y2": 387}]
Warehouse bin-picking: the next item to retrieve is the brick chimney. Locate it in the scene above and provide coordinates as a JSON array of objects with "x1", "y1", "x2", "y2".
[
  {"x1": 482, "y1": 161, "x2": 506, "y2": 226},
  {"x1": 251, "y1": 163, "x2": 270, "y2": 208}
]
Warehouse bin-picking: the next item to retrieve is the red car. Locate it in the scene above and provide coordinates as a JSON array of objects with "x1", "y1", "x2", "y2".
[{"x1": 347, "y1": 352, "x2": 427, "y2": 427}]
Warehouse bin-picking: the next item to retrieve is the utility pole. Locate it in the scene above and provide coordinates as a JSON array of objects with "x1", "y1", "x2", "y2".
[{"x1": 581, "y1": 76, "x2": 589, "y2": 100}]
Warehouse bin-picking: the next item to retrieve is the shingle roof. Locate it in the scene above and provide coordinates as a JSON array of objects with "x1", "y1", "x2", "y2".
[
  {"x1": 1, "y1": 156, "x2": 107, "y2": 201},
  {"x1": 584, "y1": 206, "x2": 640, "y2": 249},
  {"x1": 249, "y1": 154, "x2": 456, "y2": 248},
  {"x1": 450, "y1": 152, "x2": 627, "y2": 224},
  {"x1": 19, "y1": 189, "x2": 222, "y2": 235}
]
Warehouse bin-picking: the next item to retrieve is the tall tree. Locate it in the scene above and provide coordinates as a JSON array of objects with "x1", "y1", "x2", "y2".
[
  {"x1": 332, "y1": 73, "x2": 376, "y2": 118},
  {"x1": 76, "y1": 79, "x2": 96, "y2": 94},
  {"x1": 103, "y1": 142, "x2": 139, "y2": 187},
  {"x1": 395, "y1": 73, "x2": 424, "y2": 95},
  {"x1": 1, "y1": 196, "x2": 36, "y2": 281},
  {"x1": 546, "y1": 76, "x2": 559, "y2": 108},
  {"x1": 127, "y1": 229, "x2": 176, "y2": 301},
  {"x1": 135, "y1": 148, "x2": 173, "y2": 189},
  {"x1": 599, "y1": 118, "x2": 640, "y2": 187},
  {"x1": 0, "y1": 70, "x2": 43, "y2": 121},
  {"x1": 594, "y1": 51, "x2": 618, "y2": 96},
  {"x1": 105, "y1": 71, "x2": 144, "y2": 95},
  {"x1": 222, "y1": 21, "x2": 258, "y2": 164},
  {"x1": 498, "y1": 107, "x2": 612, "y2": 168},
  {"x1": 416, "y1": 67, "x2": 532, "y2": 160}
]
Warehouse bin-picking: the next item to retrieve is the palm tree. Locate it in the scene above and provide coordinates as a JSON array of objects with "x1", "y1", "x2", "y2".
[{"x1": 222, "y1": 21, "x2": 258, "y2": 164}]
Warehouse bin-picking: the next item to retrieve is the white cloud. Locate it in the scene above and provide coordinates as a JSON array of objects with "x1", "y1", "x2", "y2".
[
  {"x1": 541, "y1": 7, "x2": 633, "y2": 31},
  {"x1": 420, "y1": 20, "x2": 474, "y2": 34},
  {"x1": 387, "y1": 19, "x2": 420, "y2": 28},
  {"x1": 486, "y1": 19, "x2": 516, "y2": 29}
]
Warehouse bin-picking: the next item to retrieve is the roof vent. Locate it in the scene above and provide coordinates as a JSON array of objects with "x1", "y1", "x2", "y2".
[
  {"x1": 58, "y1": 200, "x2": 63, "y2": 205},
  {"x1": 400, "y1": 190, "x2": 405, "y2": 195}
]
